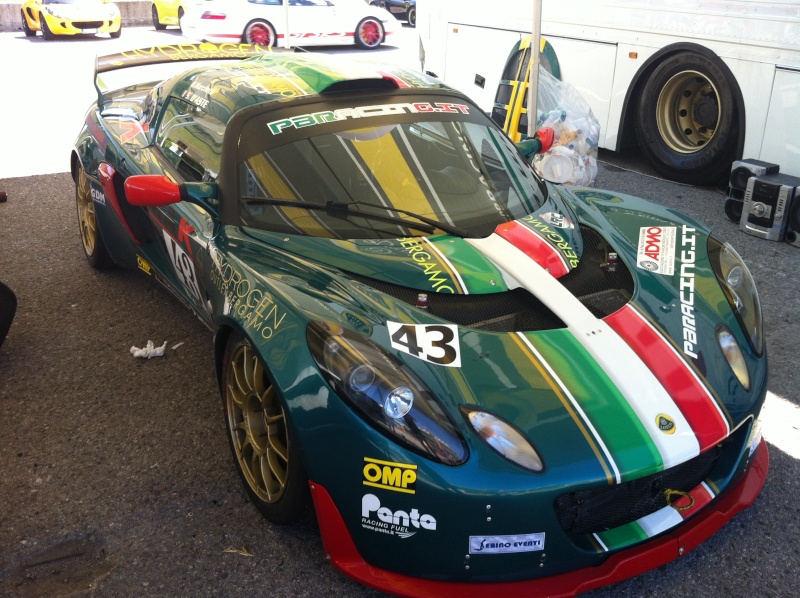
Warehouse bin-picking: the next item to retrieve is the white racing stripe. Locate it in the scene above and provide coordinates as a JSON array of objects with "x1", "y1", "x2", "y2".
[{"x1": 467, "y1": 234, "x2": 701, "y2": 469}]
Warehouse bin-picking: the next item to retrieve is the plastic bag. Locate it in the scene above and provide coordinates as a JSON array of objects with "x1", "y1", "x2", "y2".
[{"x1": 531, "y1": 68, "x2": 600, "y2": 187}]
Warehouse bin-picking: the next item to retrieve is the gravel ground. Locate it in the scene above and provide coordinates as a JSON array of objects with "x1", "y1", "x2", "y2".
[{"x1": 0, "y1": 155, "x2": 798, "y2": 597}]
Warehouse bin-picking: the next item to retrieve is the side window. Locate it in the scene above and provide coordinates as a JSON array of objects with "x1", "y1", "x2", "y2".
[
  {"x1": 248, "y1": 0, "x2": 282, "y2": 5},
  {"x1": 155, "y1": 97, "x2": 224, "y2": 182}
]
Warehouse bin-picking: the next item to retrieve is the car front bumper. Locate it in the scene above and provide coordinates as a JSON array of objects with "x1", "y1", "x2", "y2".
[{"x1": 309, "y1": 438, "x2": 768, "y2": 597}]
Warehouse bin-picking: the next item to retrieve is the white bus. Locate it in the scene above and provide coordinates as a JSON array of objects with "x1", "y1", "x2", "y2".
[{"x1": 418, "y1": 0, "x2": 800, "y2": 185}]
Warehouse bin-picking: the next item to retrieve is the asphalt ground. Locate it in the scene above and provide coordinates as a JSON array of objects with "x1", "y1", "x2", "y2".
[{"x1": 1, "y1": 25, "x2": 799, "y2": 598}]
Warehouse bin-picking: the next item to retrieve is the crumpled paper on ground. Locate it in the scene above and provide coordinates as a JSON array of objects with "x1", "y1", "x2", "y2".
[{"x1": 130, "y1": 340, "x2": 168, "y2": 359}]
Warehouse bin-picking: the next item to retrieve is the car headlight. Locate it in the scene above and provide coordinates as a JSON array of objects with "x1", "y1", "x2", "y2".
[
  {"x1": 307, "y1": 321, "x2": 468, "y2": 466},
  {"x1": 461, "y1": 406, "x2": 544, "y2": 472},
  {"x1": 708, "y1": 236, "x2": 763, "y2": 356},
  {"x1": 717, "y1": 326, "x2": 750, "y2": 390}
]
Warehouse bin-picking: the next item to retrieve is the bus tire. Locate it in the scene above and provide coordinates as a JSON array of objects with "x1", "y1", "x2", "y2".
[{"x1": 635, "y1": 50, "x2": 740, "y2": 185}]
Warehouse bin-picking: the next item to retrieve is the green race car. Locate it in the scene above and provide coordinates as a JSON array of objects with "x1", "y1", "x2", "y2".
[{"x1": 71, "y1": 44, "x2": 768, "y2": 596}]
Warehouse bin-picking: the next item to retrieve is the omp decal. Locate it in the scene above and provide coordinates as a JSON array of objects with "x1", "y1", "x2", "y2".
[
  {"x1": 362, "y1": 457, "x2": 417, "y2": 494},
  {"x1": 468, "y1": 234, "x2": 700, "y2": 470},
  {"x1": 398, "y1": 237, "x2": 463, "y2": 293},
  {"x1": 636, "y1": 226, "x2": 676, "y2": 275},
  {"x1": 388, "y1": 322, "x2": 461, "y2": 367},
  {"x1": 137, "y1": 255, "x2": 152, "y2": 275},
  {"x1": 210, "y1": 256, "x2": 286, "y2": 340},
  {"x1": 361, "y1": 493, "x2": 436, "y2": 538},
  {"x1": 495, "y1": 220, "x2": 570, "y2": 278},
  {"x1": 678, "y1": 225, "x2": 700, "y2": 358},
  {"x1": 267, "y1": 102, "x2": 470, "y2": 135},
  {"x1": 593, "y1": 482, "x2": 716, "y2": 552},
  {"x1": 468, "y1": 533, "x2": 545, "y2": 554},
  {"x1": 604, "y1": 304, "x2": 730, "y2": 452}
]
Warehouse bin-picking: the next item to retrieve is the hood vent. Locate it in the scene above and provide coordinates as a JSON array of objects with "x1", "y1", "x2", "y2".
[{"x1": 349, "y1": 226, "x2": 633, "y2": 332}]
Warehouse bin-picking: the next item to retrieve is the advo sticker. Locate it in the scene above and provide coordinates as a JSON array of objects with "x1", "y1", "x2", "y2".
[
  {"x1": 637, "y1": 226, "x2": 676, "y2": 275},
  {"x1": 387, "y1": 322, "x2": 461, "y2": 367}
]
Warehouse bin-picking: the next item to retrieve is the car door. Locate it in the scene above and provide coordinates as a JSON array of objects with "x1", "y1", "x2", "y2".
[{"x1": 287, "y1": 0, "x2": 337, "y2": 43}]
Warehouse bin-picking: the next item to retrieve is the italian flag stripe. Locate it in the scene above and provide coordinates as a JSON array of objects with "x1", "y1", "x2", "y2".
[
  {"x1": 605, "y1": 305, "x2": 730, "y2": 450},
  {"x1": 524, "y1": 329, "x2": 662, "y2": 481},
  {"x1": 495, "y1": 220, "x2": 570, "y2": 278},
  {"x1": 594, "y1": 482, "x2": 717, "y2": 551}
]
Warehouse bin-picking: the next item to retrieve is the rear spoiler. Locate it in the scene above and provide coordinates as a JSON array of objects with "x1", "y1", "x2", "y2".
[{"x1": 94, "y1": 43, "x2": 278, "y2": 110}]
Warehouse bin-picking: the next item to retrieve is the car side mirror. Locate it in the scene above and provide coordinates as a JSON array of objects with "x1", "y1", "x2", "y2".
[{"x1": 125, "y1": 175, "x2": 218, "y2": 216}]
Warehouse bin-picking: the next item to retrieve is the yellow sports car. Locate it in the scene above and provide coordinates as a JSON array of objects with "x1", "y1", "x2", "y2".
[
  {"x1": 151, "y1": 0, "x2": 186, "y2": 30},
  {"x1": 21, "y1": 0, "x2": 121, "y2": 40}
]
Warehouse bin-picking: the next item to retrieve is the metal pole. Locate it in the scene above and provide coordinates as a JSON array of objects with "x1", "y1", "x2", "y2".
[{"x1": 527, "y1": 0, "x2": 542, "y2": 138}]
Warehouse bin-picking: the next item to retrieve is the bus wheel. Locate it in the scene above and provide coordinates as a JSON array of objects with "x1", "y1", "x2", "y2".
[{"x1": 635, "y1": 50, "x2": 740, "y2": 185}]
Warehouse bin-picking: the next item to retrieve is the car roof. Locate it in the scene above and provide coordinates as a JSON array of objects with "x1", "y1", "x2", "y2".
[{"x1": 162, "y1": 52, "x2": 450, "y2": 126}]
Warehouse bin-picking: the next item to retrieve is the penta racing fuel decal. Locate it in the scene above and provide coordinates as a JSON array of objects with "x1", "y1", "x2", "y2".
[
  {"x1": 361, "y1": 493, "x2": 436, "y2": 539},
  {"x1": 469, "y1": 533, "x2": 545, "y2": 554},
  {"x1": 637, "y1": 226, "x2": 676, "y2": 275}
]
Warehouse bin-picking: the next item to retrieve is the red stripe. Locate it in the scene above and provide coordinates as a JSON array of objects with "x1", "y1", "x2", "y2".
[
  {"x1": 495, "y1": 221, "x2": 569, "y2": 278},
  {"x1": 674, "y1": 483, "x2": 715, "y2": 519},
  {"x1": 605, "y1": 305, "x2": 729, "y2": 451}
]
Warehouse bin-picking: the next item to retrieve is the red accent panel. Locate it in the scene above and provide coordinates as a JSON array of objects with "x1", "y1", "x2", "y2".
[
  {"x1": 97, "y1": 163, "x2": 142, "y2": 245},
  {"x1": 605, "y1": 305, "x2": 730, "y2": 451},
  {"x1": 495, "y1": 221, "x2": 568, "y2": 278},
  {"x1": 309, "y1": 441, "x2": 767, "y2": 598}
]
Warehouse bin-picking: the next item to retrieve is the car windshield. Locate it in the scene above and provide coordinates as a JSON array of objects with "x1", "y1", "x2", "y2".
[{"x1": 237, "y1": 96, "x2": 545, "y2": 239}]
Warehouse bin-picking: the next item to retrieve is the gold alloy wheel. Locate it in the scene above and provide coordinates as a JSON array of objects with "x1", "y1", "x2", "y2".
[
  {"x1": 76, "y1": 168, "x2": 98, "y2": 257},
  {"x1": 655, "y1": 70, "x2": 721, "y2": 154},
  {"x1": 226, "y1": 343, "x2": 289, "y2": 504}
]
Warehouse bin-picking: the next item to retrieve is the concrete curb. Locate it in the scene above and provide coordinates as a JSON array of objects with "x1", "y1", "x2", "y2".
[{"x1": 1, "y1": 0, "x2": 152, "y2": 33}]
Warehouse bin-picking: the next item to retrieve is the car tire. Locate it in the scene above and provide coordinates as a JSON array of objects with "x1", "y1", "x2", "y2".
[
  {"x1": 407, "y1": 7, "x2": 416, "y2": 27},
  {"x1": 635, "y1": 50, "x2": 740, "y2": 185},
  {"x1": 21, "y1": 10, "x2": 35, "y2": 37},
  {"x1": 110, "y1": 26, "x2": 121, "y2": 39},
  {"x1": 152, "y1": 5, "x2": 166, "y2": 30},
  {"x1": 75, "y1": 166, "x2": 114, "y2": 269},
  {"x1": 221, "y1": 333, "x2": 310, "y2": 525},
  {"x1": 355, "y1": 17, "x2": 384, "y2": 50},
  {"x1": 243, "y1": 19, "x2": 276, "y2": 47},
  {"x1": 40, "y1": 14, "x2": 55, "y2": 40}
]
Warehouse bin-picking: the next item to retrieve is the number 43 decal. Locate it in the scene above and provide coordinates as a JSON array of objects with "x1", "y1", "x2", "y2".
[{"x1": 387, "y1": 322, "x2": 461, "y2": 368}]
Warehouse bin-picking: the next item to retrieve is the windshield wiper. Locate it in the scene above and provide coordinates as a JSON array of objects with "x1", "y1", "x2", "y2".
[{"x1": 242, "y1": 197, "x2": 471, "y2": 238}]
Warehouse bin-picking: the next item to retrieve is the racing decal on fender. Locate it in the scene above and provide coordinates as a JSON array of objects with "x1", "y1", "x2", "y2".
[
  {"x1": 363, "y1": 457, "x2": 417, "y2": 494},
  {"x1": 162, "y1": 229, "x2": 203, "y2": 304},
  {"x1": 137, "y1": 255, "x2": 152, "y2": 275},
  {"x1": 678, "y1": 225, "x2": 700, "y2": 359},
  {"x1": 469, "y1": 533, "x2": 545, "y2": 554},
  {"x1": 388, "y1": 322, "x2": 461, "y2": 367},
  {"x1": 361, "y1": 493, "x2": 436, "y2": 538},
  {"x1": 636, "y1": 226, "x2": 676, "y2": 275}
]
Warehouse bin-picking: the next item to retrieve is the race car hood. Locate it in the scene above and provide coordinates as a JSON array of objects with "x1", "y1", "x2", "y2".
[{"x1": 239, "y1": 185, "x2": 766, "y2": 484}]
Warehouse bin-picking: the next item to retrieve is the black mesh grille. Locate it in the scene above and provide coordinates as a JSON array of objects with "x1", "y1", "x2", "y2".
[
  {"x1": 73, "y1": 21, "x2": 104, "y2": 28},
  {"x1": 347, "y1": 225, "x2": 633, "y2": 332},
  {"x1": 554, "y1": 446, "x2": 721, "y2": 536}
]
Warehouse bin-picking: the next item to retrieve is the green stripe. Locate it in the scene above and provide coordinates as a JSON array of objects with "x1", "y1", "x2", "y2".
[
  {"x1": 429, "y1": 238, "x2": 508, "y2": 293},
  {"x1": 596, "y1": 520, "x2": 648, "y2": 550},
  {"x1": 526, "y1": 330, "x2": 663, "y2": 481}
]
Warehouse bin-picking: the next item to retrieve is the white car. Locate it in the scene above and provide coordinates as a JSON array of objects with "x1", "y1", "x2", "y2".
[{"x1": 181, "y1": 0, "x2": 397, "y2": 49}]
